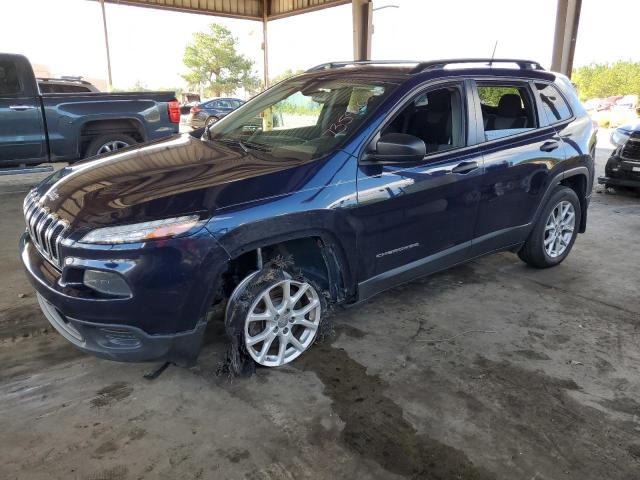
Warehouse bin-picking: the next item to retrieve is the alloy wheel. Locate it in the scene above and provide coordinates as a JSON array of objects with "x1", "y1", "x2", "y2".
[
  {"x1": 244, "y1": 279, "x2": 321, "y2": 367},
  {"x1": 96, "y1": 140, "x2": 129, "y2": 155},
  {"x1": 544, "y1": 200, "x2": 575, "y2": 258}
]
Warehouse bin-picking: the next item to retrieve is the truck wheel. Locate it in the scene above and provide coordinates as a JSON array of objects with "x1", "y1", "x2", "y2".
[
  {"x1": 518, "y1": 186, "x2": 581, "y2": 268},
  {"x1": 224, "y1": 267, "x2": 325, "y2": 374},
  {"x1": 85, "y1": 133, "x2": 137, "y2": 158}
]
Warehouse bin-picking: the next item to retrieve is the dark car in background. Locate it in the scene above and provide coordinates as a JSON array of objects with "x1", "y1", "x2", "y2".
[
  {"x1": 20, "y1": 58, "x2": 595, "y2": 371},
  {"x1": 599, "y1": 121, "x2": 640, "y2": 190},
  {"x1": 189, "y1": 97, "x2": 244, "y2": 128}
]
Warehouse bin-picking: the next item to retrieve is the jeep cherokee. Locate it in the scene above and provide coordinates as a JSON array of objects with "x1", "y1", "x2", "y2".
[{"x1": 20, "y1": 59, "x2": 596, "y2": 369}]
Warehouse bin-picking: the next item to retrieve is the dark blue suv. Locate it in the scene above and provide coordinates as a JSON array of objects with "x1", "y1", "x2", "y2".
[{"x1": 20, "y1": 59, "x2": 595, "y2": 371}]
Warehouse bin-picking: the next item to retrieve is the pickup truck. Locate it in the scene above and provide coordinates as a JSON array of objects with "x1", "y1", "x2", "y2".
[{"x1": 0, "y1": 53, "x2": 180, "y2": 166}]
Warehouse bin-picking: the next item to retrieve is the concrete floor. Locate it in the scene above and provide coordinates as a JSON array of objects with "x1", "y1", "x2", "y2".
[{"x1": 1, "y1": 135, "x2": 639, "y2": 480}]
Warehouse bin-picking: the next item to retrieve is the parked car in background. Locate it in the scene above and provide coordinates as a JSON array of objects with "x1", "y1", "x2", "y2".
[
  {"x1": 37, "y1": 77, "x2": 100, "y2": 94},
  {"x1": 0, "y1": 53, "x2": 180, "y2": 166},
  {"x1": 189, "y1": 97, "x2": 244, "y2": 128},
  {"x1": 20, "y1": 58, "x2": 595, "y2": 370},
  {"x1": 599, "y1": 121, "x2": 640, "y2": 190}
]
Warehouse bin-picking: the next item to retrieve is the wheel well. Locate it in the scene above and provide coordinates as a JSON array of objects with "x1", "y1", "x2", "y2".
[
  {"x1": 560, "y1": 174, "x2": 588, "y2": 232},
  {"x1": 221, "y1": 237, "x2": 347, "y2": 306},
  {"x1": 80, "y1": 119, "x2": 144, "y2": 155}
]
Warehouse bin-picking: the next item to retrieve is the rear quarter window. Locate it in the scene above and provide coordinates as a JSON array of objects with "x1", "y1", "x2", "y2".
[
  {"x1": 536, "y1": 83, "x2": 572, "y2": 123},
  {"x1": 0, "y1": 60, "x2": 21, "y2": 95}
]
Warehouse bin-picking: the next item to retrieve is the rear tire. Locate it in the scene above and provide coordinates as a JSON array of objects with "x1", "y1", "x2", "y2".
[
  {"x1": 85, "y1": 133, "x2": 137, "y2": 158},
  {"x1": 205, "y1": 116, "x2": 219, "y2": 128},
  {"x1": 518, "y1": 186, "x2": 581, "y2": 268}
]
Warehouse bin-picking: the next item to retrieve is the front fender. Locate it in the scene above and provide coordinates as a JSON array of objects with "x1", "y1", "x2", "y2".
[{"x1": 206, "y1": 208, "x2": 358, "y2": 300}]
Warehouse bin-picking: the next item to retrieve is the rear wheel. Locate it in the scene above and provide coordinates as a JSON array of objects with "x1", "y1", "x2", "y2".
[
  {"x1": 205, "y1": 116, "x2": 219, "y2": 128},
  {"x1": 85, "y1": 133, "x2": 137, "y2": 158},
  {"x1": 518, "y1": 186, "x2": 581, "y2": 268}
]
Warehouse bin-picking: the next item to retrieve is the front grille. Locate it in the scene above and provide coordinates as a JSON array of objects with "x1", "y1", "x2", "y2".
[
  {"x1": 23, "y1": 191, "x2": 68, "y2": 269},
  {"x1": 622, "y1": 138, "x2": 640, "y2": 161}
]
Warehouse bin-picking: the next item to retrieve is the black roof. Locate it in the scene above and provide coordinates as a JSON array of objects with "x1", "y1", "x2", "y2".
[{"x1": 307, "y1": 58, "x2": 545, "y2": 74}]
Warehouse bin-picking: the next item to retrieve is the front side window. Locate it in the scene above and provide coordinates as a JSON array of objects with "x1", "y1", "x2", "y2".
[
  {"x1": 381, "y1": 85, "x2": 465, "y2": 154},
  {"x1": 0, "y1": 60, "x2": 21, "y2": 95},
  {"x1": 207, "y1": 77, "x2": 399, "y2": 161},
  {"x1": 536, "y1": 83, "x2": 572, "y2": 123},
  {"x1": 477, "y1": 85, "x2": 537, "y2": 140}
]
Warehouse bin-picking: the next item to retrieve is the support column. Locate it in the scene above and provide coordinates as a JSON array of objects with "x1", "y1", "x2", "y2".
[
  {"x1": 551, "y1": 0, "x2": 582, "y2": 77},
  {"x1": 99, "y1": 0, "x2": 113, "y2": 92},
  {"x1": 262, "y1": 0, "x2": 269, "y2": 89},
  {"x1": 352, "y1": 0, "x2": 373, "y2": 61}
]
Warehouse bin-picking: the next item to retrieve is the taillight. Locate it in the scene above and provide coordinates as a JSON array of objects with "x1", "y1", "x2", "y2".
[
  {"x1": 190, "y1": 106, "x2": 201, "y2": 114},
  {"x1": 168, "y1": 99, "x2": 180, "y2": 123}
]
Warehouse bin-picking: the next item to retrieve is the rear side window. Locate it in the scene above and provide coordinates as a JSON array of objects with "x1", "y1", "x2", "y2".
[
  {"x1": 0, "y1": 60, "x2": 21, "y2": 95},
  {"x1": 477, "y1": 84, "x2": 537, "y2": 141},
  {"x1": 39, "y1": 83, "x2": 92, "y2": 93},
  {"x1": 536, "y1": 83, "x2": 572, "y2": 123}
]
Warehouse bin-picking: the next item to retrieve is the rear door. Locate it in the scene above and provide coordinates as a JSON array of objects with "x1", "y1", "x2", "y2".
[
  {"x1": 0, "y1": 56, "x2": 46, "y2": 163},
  {"x1": 470, "y1": 79, "x2": 566, "y2": 256},
  {"x1": 355, "y1": 80, "x2": 484, "y2": 299}
]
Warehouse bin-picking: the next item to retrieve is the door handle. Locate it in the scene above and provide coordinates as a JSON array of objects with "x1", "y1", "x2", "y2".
[
  {"x1": 9, "y1": 105, "x2": 36, "y2": 111},
  {"x1": 540, "y1": 140, "x2": 560, "y2": 152},
  {"x1": 451, "y1": 160, "x2": 479, "y2": 174}
]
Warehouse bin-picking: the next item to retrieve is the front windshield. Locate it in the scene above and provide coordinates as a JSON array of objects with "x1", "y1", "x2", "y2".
[{"x1": 205, "y1": 76, "x2": 400, "y2": 161}]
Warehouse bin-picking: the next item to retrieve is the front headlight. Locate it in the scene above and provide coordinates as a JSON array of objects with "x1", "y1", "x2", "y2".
[
  {"x1": 611, "y1": 128, "x2": 631, "y2": 147},
  {"x1": 80, "y1": 215, "x2": 201, "y2": 244}
]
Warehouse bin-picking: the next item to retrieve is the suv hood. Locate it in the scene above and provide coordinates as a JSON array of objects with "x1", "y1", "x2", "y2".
[{"x1": 33, "y1": 133, "x2": 310, "y2": 234}]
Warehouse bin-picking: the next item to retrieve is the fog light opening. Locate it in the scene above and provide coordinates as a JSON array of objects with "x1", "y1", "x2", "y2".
[{"x1": 83, "y1": 269, "x2": 132, "y2": 297}]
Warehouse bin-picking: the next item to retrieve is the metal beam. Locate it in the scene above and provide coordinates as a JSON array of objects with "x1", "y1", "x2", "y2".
[
  {"x1": 551, "y1": 0, "x2": 582, "y2": 77},
  {"x1": 352, "y1": 0, "x2": 372, "y2": 61},
  {"x1": 99, "y1": 0, "x2": 113, "y2": 91},
  {"x1": 262, "y1": 0, "x2": 269, "y2": 89}
]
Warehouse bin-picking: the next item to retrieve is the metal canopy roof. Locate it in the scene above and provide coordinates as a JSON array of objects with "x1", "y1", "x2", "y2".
[{"x1": 97, "y1": 0, "x2": 350, "y2": 20}]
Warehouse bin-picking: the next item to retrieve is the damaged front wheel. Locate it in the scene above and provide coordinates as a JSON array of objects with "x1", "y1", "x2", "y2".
[
  {"x1": 224, "y1": 268, "x2": 323, "y2": 374},
  {"x1": 245, "y1": 278, "x2": 321, "y2": 367}
]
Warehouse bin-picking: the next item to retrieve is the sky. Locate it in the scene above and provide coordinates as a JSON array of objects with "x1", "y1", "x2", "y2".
[{"x1": 1, "y1": 0, "x2": 639, "y2": 91}]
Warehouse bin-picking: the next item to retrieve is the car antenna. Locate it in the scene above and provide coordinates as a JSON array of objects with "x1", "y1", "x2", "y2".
[{"x1": 489, "y1": 40, "x2": 498, "y2": 67}]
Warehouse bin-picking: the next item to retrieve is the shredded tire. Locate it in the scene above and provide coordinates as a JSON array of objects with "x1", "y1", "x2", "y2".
[{"x1": 217, "y1": 257, "x2": 333, "y2": 377}]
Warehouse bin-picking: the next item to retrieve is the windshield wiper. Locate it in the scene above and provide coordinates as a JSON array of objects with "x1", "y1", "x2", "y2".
[{"x1": 210, "y1": 137, "x2": 272, "y2": 156}]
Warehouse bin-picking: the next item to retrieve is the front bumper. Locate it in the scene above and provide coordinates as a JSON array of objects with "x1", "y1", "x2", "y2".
[
  {"x1": 598, "y1": 176, "x2": 640, "y2": 188},
  {"x1": 36, "y1": 292, "x2": 206, "y2": 363},
  {"x1": 20, "y1": 231, "x2": 229, "y2": 364},
  {"x1": 599, "y1": 152, "x2": 640, "y2": 188}
]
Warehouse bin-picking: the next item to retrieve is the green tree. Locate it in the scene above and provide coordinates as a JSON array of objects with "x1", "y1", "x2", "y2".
[
  {"x1": 270, "y1": 69, "x2": 304, "y2": 86},
  {"x1": 572, "y1": 61, "x2": 640, "y2": 101},
  {"x1": 182, "y1": 24, "x2": 259, "y2": 97}
]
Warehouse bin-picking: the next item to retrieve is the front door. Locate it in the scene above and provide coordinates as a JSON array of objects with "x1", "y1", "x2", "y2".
[
  {"x1": 355, "y1": 81, "x2": 483, "y2": 299},
  {"x1": 0, "y1": 56, "x2": 45, "y2": 163},
  {"x1": 469, "y1": 80, "x2": 567, "y2": 255}
]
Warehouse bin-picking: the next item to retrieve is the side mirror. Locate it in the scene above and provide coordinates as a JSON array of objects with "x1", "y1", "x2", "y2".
[{"x1": 366, "y1": 133, "x2": 426, "y2": 163}]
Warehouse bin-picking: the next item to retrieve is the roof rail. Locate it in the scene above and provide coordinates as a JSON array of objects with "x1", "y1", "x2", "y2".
[
  {"x1": 306, "y1": 60, "x2": 420, "y2": 72},
  {"x1": 411, "y1": 58, "x2": 544, "y2": 73}
]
